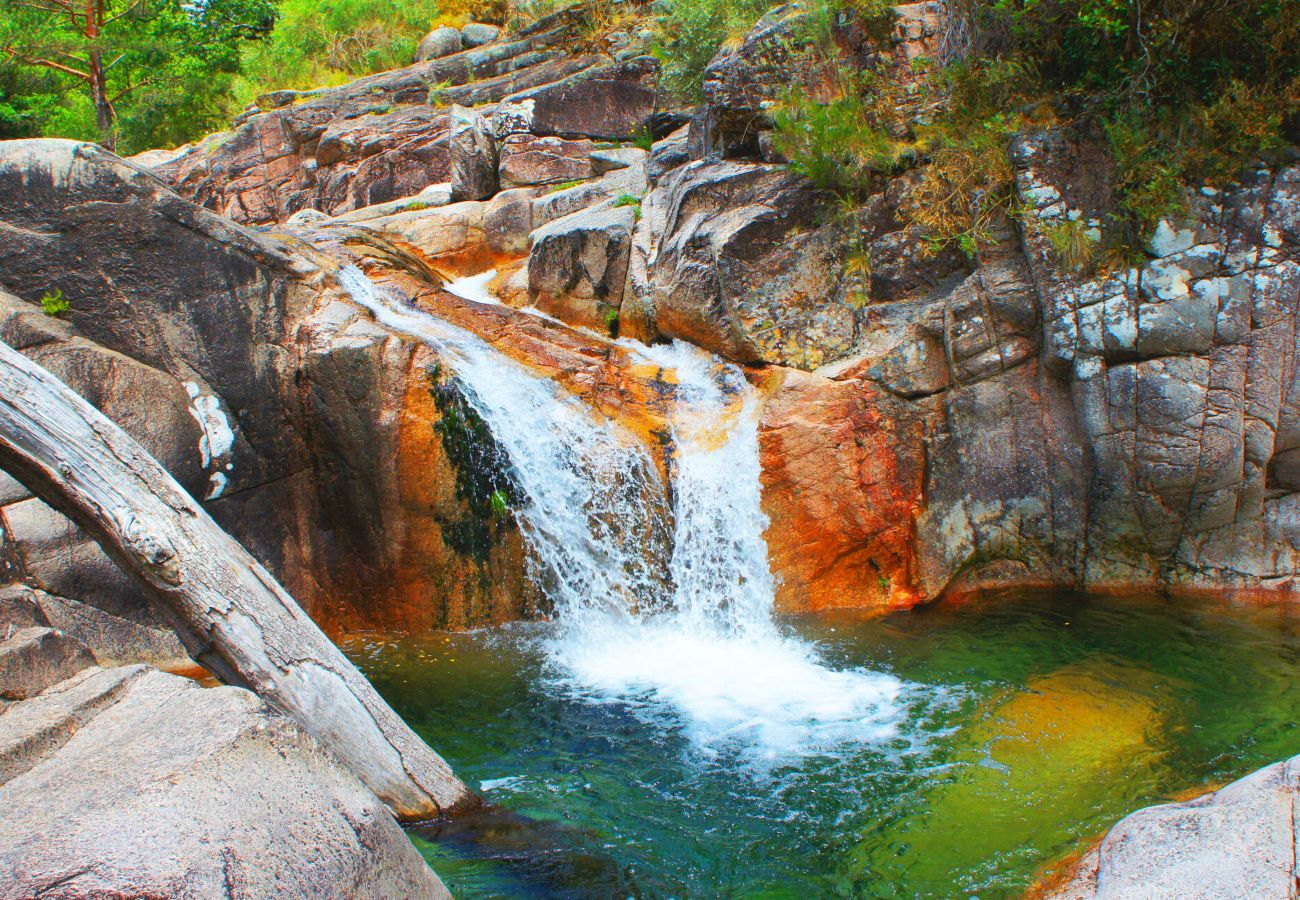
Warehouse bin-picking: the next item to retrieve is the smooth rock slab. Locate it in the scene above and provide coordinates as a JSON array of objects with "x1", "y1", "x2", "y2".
[
  {"x1": 1047, "y1": 754, "x2": 1300, "y2": 899},
  {"x1": 0, "y1": 667, "x2": 449, "y2": 899}
]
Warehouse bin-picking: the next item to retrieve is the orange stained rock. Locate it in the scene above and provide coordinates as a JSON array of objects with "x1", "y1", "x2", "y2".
[{"x1": 757, "y1": 367, "x2": 927, "y2": 613}]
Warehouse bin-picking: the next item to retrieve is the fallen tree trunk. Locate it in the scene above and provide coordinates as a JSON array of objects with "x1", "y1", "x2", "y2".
[{"x1": 0, "y1": 338, "x2": 476, "y2": 821}]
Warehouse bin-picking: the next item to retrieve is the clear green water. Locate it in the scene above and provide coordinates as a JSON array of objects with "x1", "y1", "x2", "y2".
[{"x1": 343, "y1": 591, "x2": 1300, "y2": 898}]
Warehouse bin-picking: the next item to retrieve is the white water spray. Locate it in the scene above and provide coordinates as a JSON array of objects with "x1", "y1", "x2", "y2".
[{"x1": 341, "y1": 266, "x2": 910, "y2": 762}]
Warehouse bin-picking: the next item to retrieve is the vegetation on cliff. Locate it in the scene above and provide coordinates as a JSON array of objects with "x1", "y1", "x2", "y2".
[
  {"x1": 766, "y1": 0, "x2": 1300, "y2": 253},
  {"x1": 3, "y1": 0, "x2": 1296, "y2": 230}
]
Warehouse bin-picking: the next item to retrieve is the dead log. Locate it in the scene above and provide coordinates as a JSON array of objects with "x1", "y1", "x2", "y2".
[{"x1": 0, "y1": 338, "x2": 476, "y2": 821}]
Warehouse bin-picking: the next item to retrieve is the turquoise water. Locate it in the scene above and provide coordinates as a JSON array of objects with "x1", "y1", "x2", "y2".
[{"x1": 344, "y1": 591, "x2": 1300, "y2": 898}]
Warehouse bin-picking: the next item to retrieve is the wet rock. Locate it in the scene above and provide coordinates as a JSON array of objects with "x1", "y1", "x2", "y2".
[
  {"x1": 369, "y1": 200, "x2": 493, "y2": 272},
  {"x1": 0, "y1": 666, "x2": 450, "y2": 899},
  {"x1": 499, "y1": 133, "x2": 595, "y2": 188},
  {"x1": 529, "y1": 205, "x2": 637, "y2": 330},
  {"x1": 450, "y1": 105, "x2": 499, "y2": 201},
  {"x1": 417, "y1": 25, "x2": 462, "y2": 61},
  {"x1": 758, "y1": 369, "x2": 926, "y2": 611}
]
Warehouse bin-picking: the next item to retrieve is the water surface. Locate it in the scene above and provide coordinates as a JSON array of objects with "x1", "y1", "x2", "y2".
[{"x1": 345, "y1": 590, "x2": 1300, "y2": 898}]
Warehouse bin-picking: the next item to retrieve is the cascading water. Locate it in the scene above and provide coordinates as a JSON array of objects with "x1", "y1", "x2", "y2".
[{"x1": 341, "y1": 266, "x2": 910, "y2": 763}]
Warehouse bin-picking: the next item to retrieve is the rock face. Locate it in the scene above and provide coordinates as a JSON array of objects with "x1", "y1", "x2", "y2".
[
  {"x1": 630, "y1": 160, "x2": 865, "y2": 369},
  {"x1": 499, "y1": 133, "x2": 594, "y2": 188},
  {"x1": 0, "y1": 662, "x2": 449, "y2": 899},
  {"x1": 1046, "y1": 756, "x2": 1300, "y2": 899},
  {"x1": 450, "y1": 104, "x2": 498, "y2": 201},
  {"x1": 0, "y1": 138, "x2": 539, "y2": 633}
]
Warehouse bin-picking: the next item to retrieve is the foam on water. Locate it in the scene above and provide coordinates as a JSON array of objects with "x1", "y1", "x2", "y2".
[
  {"x1": 443, "y1": 269, "x2": 499, "y2": 305},
  {"x1": 340, "y1": 266, "x2": 913, "y2": 763}
]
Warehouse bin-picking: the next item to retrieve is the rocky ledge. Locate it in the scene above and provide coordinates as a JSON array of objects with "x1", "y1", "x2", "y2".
[
  {"x1": 1044, "y1": 755, "x2": 1300, "y2": 899},
  {"x1": 0, "y1": 593, "x2": 448, "y2": 899}
]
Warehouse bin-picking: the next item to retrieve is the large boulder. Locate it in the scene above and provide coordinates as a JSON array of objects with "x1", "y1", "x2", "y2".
[
  {"x1": 0, "y1": 665, "x2": 450, "y2": 899},
  {"x1": 1046, "y1": 755, "x2": 1300, "y2": 899},
  {"x1": 633, "y1": 159, "x2": 864, "y2": 370},
  {"x1": 416, "y1": 25, "x2": 462, "y2": 61},
  {"x1": 529, "y1": 204, "x2": 637, "y2": 330},
  {"x1": 500, "y1": 57, "x2": 659, "y2": 141},
  {"x1": 460, "y1": 23, "x2": 500, "y2": 48},
  {"x1": 498, "y1": 133, "x2": 594, "y2": 188}
]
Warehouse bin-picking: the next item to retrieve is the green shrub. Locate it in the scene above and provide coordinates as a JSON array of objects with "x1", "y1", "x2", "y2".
[
  {"x1": 39, "y1": 289, "x2": 69, "y2": 317},
  {"x1": 651, "y1": 0, "x2": 770, "y2": 101},
  {"x1": 231, "y1": 0, "x2": 438, "y2": 107},
  {"x1": 613, "y1": 193, "x2": 641, "y2": 212},
  {"x1": 489, "y1": 488, "x2": 510, "y2": 517},
  {"x1": 601, "y1": 305, "x2": 620, "y2": 338},
  {"x1": 772, "y1": 86, "x2": 921, "y2": 196},
  {"x1": 1043, "y1": 217, "x2": 1099, "y2": 274},
  {"x1": 547, "y1": 179, "x2": 587, "y2": 193}
]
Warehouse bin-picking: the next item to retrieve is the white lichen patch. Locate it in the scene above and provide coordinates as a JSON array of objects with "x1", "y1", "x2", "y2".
[
  {"x1": 1147, "y1": 219, "x2": 1198, "y2": 258},
  {"x1": 207, "y1": 472, "x2": 228, "y2": 500},
  {"x1": 184, "y1": 381, "x2": 236, "y2": 499}
]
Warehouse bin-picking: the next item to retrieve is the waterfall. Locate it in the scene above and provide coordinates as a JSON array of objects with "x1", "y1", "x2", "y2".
[{"x1": 342, "y1": 267, "x2": 909, "y2": 763}]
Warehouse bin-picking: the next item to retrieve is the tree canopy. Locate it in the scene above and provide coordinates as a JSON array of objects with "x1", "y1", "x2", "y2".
[{"x1": 0, "y1": 0, "x2": 275, "y2": 151}]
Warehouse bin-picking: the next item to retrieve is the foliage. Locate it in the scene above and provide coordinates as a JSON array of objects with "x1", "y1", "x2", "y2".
[
  {"x1": 600, "y1": 305, "x2": 619, "y2": 338},
  {"x1": 954, "y1": 0, "x2": 1300, "y2": 240},
  {"x1": 1042, "y1": 217, "x2": 1098, "y2": 273},
  {"x1": 773, "y1": 83, "x2": 921, "y2": 196},
  {"x1": 489, "y1": 488, "x2": 509, "y2": 517},
  {"x1": 547, "y1": 178, "x2": 586, "y2": 193},
  {"x1": 0, "y1": 0, "x2": 275, "y2": 151},
  {"x1": 39, "y1": 288, "x2": 69, "y2": 317},
  {"x1": 613, "y1": 192, "x2": 641, "y2": 212},
  {"x1": 631, "y1": 127, "x2": 654, "y2": 151},
  {"x1": 769, "y1": 0, "x2": 1300, "y2": 257},
  {"x1": 650, "y1": 0, "x2": 770, "y2": 101},
  {"x1": 230, "y1": 0, "x2": 437, "y2": 108}
]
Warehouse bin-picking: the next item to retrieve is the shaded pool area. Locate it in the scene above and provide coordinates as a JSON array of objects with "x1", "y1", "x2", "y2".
[{"x1": 343, "y1": 591, "x2": 1300, "y2": 898}]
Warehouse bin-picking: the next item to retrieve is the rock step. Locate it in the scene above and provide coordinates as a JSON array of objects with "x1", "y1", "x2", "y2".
[
  {"x1": 0, "y1": 663, "x2": 144, "y2": 786},
  {"x1": 0, "y1": 666, "x2": 449, "y2": 899},
  {"x1": 0, "y1": 626, "x2": 96, "y2": 702}
]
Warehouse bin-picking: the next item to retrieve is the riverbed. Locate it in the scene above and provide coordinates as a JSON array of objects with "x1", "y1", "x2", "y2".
[{"x1": 344, "y1": 590, "x2": 1300, "y2": 898}]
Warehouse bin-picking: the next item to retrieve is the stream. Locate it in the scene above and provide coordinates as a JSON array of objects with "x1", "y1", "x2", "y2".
[{"x1": 340, "y1": 267, "x2": 1300, "y2": 897}]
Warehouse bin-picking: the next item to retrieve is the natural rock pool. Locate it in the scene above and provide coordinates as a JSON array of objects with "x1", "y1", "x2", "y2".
[{"x1": 344, "y1": 590, "x2": 1300, "y2": 898}]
